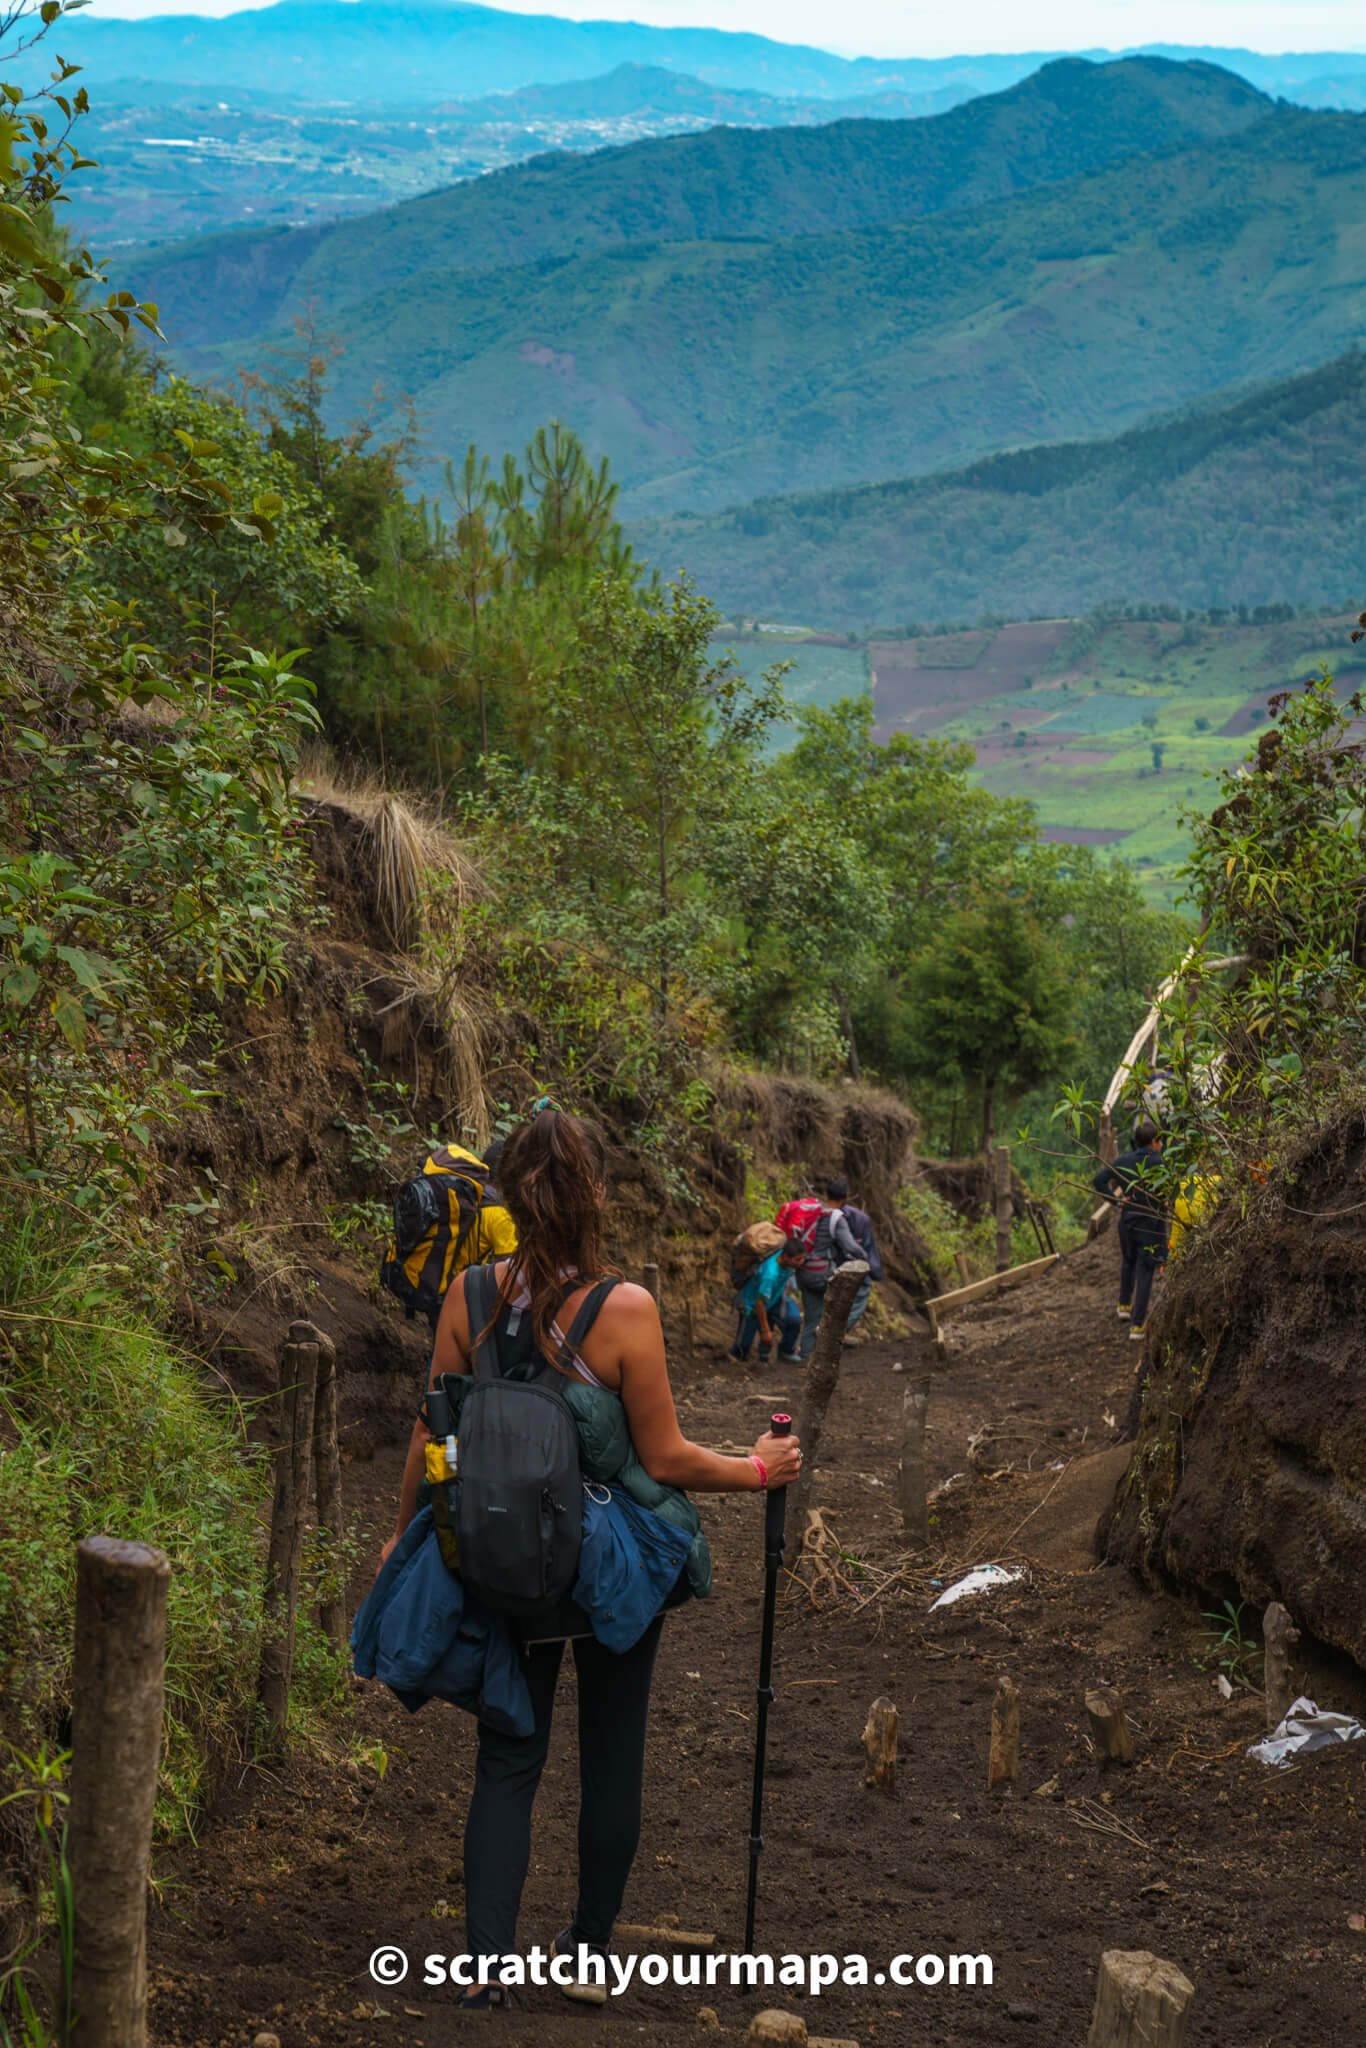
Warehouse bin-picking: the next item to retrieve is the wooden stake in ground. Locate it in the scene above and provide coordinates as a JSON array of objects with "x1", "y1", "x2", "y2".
[
  {"x1": 69, "y1": 1536, "x2": 171, "y2": 2048},
  {"x1": 862, "y1": 1697, "x2": 898, "y2": 1791},
  {"x1": 1262, "y1": 1600, "x2": 1300, "y2": 1731},
  {"x1": 988, "y1": 1675, "x2": 1020, "y2": 1792},
  {"x1": 299, "y1": 1321, "x2": 345, "y2": 1652},
  {"x1": 642, "y1": 1260, "x2": 661, "y2": 1308},
  {"x1": 993, "y1": 1144, "x2": 1012, "y2": 1273},
  {"x1": 1085, "y1": 1683, "x2": 1135, "y2": 1766},
  {"x1": 1086, "y1": 1949, "x2": 1194, "y2": 2047},
  {"x1": 790, "y1": 1261, "x2": 868, "y2": 1522},
  {"x1": 898, "y1": 1370, "x2": 931, "y2": 1549},
  {"x1": 258, "y1": 1322, "x2": 320, "y2": 1750}
]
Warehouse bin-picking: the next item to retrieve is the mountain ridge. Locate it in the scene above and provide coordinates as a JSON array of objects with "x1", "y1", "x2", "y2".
[
  {"x1": 138, "y1": 87, "x2": 1366, "y2": 520},
  {"x1": 636, "y1": 352, "x2": 1366, "y2": 629},
  {"x1": 137, "y1": 57, "x2": 1272, "y2": 348}
]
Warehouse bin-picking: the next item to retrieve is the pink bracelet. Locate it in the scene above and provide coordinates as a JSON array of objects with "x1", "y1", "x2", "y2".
[{"x1": 750, "y1": 1455, "x2": 769, "y2": 1490}]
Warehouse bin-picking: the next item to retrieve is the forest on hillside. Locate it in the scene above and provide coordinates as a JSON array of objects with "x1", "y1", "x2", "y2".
[{"x1": 640, "y1": 352, "x2": 1366, "y2": 631}]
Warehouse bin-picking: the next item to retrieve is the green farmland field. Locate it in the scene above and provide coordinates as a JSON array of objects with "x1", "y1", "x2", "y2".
[{"x1": 724, "y1": 612, "x2": 1363, "y2": 898}]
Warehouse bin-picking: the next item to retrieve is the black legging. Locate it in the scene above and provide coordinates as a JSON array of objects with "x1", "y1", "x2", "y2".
[
  {"x1": 1119, "y1": 1211, "x2": 1166, "y2": 1325},
  {"x1": 463, "y1": 1617, "x2": 663, "y2": 1963}
]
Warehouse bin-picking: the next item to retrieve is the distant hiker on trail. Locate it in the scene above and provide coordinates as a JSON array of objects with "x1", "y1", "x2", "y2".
[
  {"x1": 380, "y1": 1137, "x2": 518, "y2": 1339},
  {"x1": 789, "y1": 1179, "x2": 866, "y2": 1362},
  {"x1": 1092, "y1": 1117, "x2": 1168, "y2": 1340},
  {"x1": 839, "y1": 1185, "x2": 883, "y2": 1345},
  {"x1": 731, "y1": 1235, "x2": 806, "y2": 1365},
  {"x1": 728, "y1": 1217, "x2": 786, "y2": 1352},
  {"x1": 372, "y1": 1107, "x2": 802, "y2": 2010}
]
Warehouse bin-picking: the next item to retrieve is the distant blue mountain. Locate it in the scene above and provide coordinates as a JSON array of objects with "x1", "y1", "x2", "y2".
[{"x1": 10, "y1": 3, "x2": 1366, "y2": 110}]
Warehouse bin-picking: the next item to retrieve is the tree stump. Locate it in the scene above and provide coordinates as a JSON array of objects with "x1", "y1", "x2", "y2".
[
  {"x1": 993, "y1": 1144, "x2": 1012, "y2": 1273},
  {"x1": 988, "y1": 1675, "x2": 1020, "y2": 1792},
  {"x1": 862, "y1": 1696, "x2": 898, "y2": 1791},
  {"x1": 1262, "y1": 1601, "x2": 1300, "y2": 1731},
  {"x1": 1086, "y1": 1950, "x2": 1194, "y2": 2047},
  {"x1": 258, "y1": 1324, "x2": 320, "y2": 1749},
  {"x1": 790, "y1": 1261, "x2": 868, "y2": 1522},
  {"x1": 1085, "y1": 1684, "x2": 1135, "y2": 1766},
  {"x1": 898, "y1": 1371, "x2": 931, "y2": 1549},
  {"x1": 69, "y1": 1536, "x2": 171, "y2": 2048}
]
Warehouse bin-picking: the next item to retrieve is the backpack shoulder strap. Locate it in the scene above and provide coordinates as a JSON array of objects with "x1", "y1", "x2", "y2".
[
  {"x1": 464, "y1": 1263, "x2": 505, "y2": 1381},
  {"x1": 550, "y1": 1276, "x2": 622, "y2": 1374}
]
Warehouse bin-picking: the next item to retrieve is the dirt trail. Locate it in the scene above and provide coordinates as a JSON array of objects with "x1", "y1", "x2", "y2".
[{"x1": 150, "y1": 1241, "x2": 1366, "y2": 2046}]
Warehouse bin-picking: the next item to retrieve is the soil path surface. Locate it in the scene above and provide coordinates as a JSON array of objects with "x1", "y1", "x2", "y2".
[{"x1": 150, "y1": 1242, "x2": 1366, "y2": 2046}]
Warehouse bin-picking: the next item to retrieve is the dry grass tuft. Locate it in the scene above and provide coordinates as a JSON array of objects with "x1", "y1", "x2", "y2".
[{"x1": 296, "y1": 760, "x2": 483, "y2": 949}]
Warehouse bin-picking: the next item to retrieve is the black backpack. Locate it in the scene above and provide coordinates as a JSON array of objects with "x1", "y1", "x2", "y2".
[{"x1": 453, "y1": 1264, "x2": 619, "y2": 1621}]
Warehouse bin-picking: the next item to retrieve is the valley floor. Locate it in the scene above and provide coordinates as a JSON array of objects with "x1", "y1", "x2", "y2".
[{"x1": 148, "y1": 1241, "x2": 1366, "y2": 2045}]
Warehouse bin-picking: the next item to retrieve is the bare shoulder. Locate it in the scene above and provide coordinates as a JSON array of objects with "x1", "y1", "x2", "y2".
[{"x1": 602, "y1": 1280, "x2": 661, "y2": 1323}]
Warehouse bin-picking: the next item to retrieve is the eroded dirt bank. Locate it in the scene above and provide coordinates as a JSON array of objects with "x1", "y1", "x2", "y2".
[{"x1": 149, "y1": 1242, "x2": 1366, "y2": 2047}]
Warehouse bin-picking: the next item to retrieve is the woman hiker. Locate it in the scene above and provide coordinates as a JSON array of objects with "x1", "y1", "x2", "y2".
[{"x1": 378, "y1": 1106, "x2": 803, "y2": 2011}]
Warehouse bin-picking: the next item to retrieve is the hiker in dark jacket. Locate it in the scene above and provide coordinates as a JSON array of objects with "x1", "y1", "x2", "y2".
[
  {"x1": 1092, "y1": 1117, "x2": 1168, "y2": 1338},
  {"x1": 797, "y1": 1179, "x2": 866, "y2": 1362},
  {"x1": 380, "y1": 1107, "x2": 802, "y2": 2010},
  {"x1": 840, "y1": 1188, "x2": 883, "y2": 1343}
]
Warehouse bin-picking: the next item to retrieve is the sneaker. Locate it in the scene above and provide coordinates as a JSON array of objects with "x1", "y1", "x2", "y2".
[
  {"x1": 457, "y1": 1983, "x2": 514, "y2": 2012},
  {"x1": 1115, "y1": 1305, "x2": 1131, "y2": 1320},
  {"x1": 1129, "y1": 1323, "x2": 1146, "y2": 1340},
  {"x1": 777, "y1": 1350, "x2": 802, "y2": 1364},
  {"x1": 550, "y1": 1925, "x2": 610, "y2": 2006}
]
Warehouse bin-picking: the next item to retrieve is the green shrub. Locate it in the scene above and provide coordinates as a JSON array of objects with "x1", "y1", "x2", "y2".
[{"x1": 0, "y1": 1195, "x2": 266, "y2": 1835}]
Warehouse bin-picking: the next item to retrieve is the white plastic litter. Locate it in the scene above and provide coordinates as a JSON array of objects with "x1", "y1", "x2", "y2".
[
  {"x1": 928, "y1": 1563, "x2": 1022, "y2": 1612},
  {"x1": 1247, "y1": 1696, "x2": 1366, "y2": 1767}
]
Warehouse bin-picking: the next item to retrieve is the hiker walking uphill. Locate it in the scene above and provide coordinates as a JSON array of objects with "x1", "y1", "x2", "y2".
[
  {"x1": 837, "y1": 1182, "x2": 882, "y2": 1343},
  {"x1": 780, "y1": 1180, "x2": 866, "y2": 1362},
  {"x1": 362, "y1": 1107, "x2": 801, "y2": 2010},
  {"x1": 1093, "y1": 1117, "x2": 1169, "y2": 1339},
  {"x1": 731, "y1": 1235, "x2": 805, "y2": 1365}
]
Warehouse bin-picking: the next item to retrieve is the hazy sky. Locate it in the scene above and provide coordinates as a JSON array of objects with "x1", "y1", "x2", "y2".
[{"x1": 85, "y1": 0, "x2": 1366, "y2": 62}]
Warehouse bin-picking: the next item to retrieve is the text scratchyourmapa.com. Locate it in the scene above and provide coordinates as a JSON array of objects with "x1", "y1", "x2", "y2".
[{"x1": 368, "y1": 1945, "x2": 994, "y2": 1996}]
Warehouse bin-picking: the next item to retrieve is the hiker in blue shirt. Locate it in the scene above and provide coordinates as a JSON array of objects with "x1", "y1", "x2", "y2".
[{"x1": 731, "y1": 1236, "x2": 805, "y2": 1364}]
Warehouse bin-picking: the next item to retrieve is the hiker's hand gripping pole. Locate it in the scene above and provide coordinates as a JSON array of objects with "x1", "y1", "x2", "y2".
[{"x1": 744, "y1": 1411, "x2": 791, "y2": 1958}]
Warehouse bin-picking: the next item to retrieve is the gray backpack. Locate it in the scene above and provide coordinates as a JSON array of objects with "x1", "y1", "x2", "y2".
[{"x1": 455, "y1": 1266, "x2": 617, "y2": 1620}]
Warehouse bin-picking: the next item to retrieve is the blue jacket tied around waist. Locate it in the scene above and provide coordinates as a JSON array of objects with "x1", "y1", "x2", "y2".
[{"x1": 351, "y1": 1481, "x2": 695, "y2": 1733}]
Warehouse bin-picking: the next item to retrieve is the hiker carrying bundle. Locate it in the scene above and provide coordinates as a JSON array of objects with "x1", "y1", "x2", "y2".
[
  {"x1": 373, "y1": 1106, "x2": 802, "y2": 2011},
  {"x1": 380, "y1": 1139, "x2": 517, "y2": 1335}
]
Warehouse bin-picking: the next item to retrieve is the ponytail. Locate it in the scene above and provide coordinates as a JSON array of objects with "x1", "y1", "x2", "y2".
[{"x1": 491, "y1": 1108, "x2": 618, "y2": 1364}]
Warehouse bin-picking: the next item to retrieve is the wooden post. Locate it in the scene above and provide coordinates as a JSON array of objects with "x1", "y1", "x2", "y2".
[
  {"x1": 862, "y1": 1696, "x2": 898, "y2": 1791},
  {"x1": 643, "y1": 1261, "x2": 661, "y2": 1308},
  {"x1": 993, "y1": 1144, "x2": 1012, "y2": 1273},
  {"x1": 300, "y1": 1322, "x2": 346, "y2": 1653},
  {"x1": 988, "y1": 1675, "x2": 1020, "y2": 1792},
  {"x1": 954, "y1": 1250, "x2": 972, "y2": 1287},
  {"x1": 1086, "y1": 1950, "x2": 1194, "y2": 2047},
  {"x1": 69, "y1": 1536, "x2": 171, "y2": 2048},
  {"x1": 258, "y1": 1323, "x2": 319, "y2": 1749},
  {"x1": 684, "y1": 1296, "x2": 697, "y2": 1363},
  {"x1": 790, "y1": 1261, "x2": 868, "y2": 1522},
  {"x1": 898, "y1": 1371, "x2": 930, "y2": 1549},
  {"x1": 1085, "y1": 1683, "x2": 1135, "y2": 1765},
  {"x1": 1262, "y1": 1601, "x2": 1300, "y2": 1731}
]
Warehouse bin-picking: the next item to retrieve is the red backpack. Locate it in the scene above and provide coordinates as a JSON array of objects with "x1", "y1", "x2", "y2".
[{"x1": 776, "y1": 1197, "x2": 822, "y2": 1262}]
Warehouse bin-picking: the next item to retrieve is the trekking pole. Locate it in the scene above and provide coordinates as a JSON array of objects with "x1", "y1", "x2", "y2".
[{"x1": 743, "y1": 1411, "x2": 791, "y2": 1958}]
